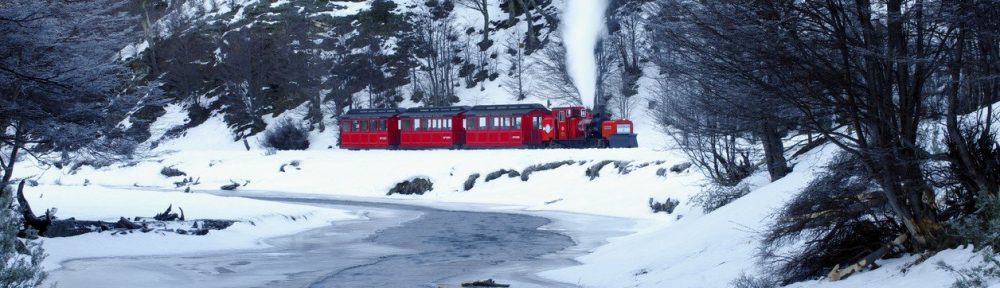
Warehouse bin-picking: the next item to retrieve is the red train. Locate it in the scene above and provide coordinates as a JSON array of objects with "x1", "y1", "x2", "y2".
[{"x1": 338, "y1": 104, "x2": 639, "y2": 149}]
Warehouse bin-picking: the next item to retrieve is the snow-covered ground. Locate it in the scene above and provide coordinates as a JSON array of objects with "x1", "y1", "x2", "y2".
[
  {"x1": 15, "y1": 134, "x2": 994, "y2": 287},
  {"x1": 11, "y1": 103, "x2": 995, "y2": 287}
]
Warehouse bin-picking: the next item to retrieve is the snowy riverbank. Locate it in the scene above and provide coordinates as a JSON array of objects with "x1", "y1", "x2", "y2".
[{"x1": 23, "y1": 185, "x2": 357, "y2": 271}]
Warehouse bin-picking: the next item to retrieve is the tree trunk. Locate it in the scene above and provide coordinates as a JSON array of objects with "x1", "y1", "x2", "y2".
[
  {"x1": 2, "y1": 123, "x2": 23, "y2": 184},
  {"x1": 759, "y1": 120, "x2": 790, "y2": 181},
  {"x1": 480, "y1": 0, "x2": 490, "y2": 48}
]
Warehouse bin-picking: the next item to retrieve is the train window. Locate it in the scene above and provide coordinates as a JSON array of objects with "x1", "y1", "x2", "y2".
[
  {"x1": 493, "y1": 117, "x2": 500, "y2": 129},
  {"x1": 533, "y1": 117, "x2": 540, "y2": 129},
  {"x1": 379, "y1": 119, "x2": 387, "y2": 131},
  {"x1": 557, "y1": 111, "x2": 565, "y2": 121},
  {"x1": 359, "y1": 120, "x2": 368, "y2": 131},
  {"x1": 616, "y1": 123, "x2": 631, "y2": 134},
  {"x1": 514, "y1": 117, "x2": 522, "y2": 128},
  {"x1": 445, "y1": 119, "x2": 451, "y2": 129},
  {"x1": 414, "y1": 119, "x2": 422, "y2": 131},
  {"x1": 352, "y1": 120, "x2": 360, "y2": 132},
  {"x1": 369, "y1": 120, "x2": 376, "y2": 131},
  {"x1": 479, "y1": 117, "x2": 487, "y2": 129}
]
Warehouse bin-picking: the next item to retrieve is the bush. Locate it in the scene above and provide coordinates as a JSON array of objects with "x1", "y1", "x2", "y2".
[
  {"x1": 656, "y1": 167, "x2": 668, "y2": 177},
  {"x1": 261, "y1": 119, "x2": 310, "y2": 151},
  {"x1": 649, "y1": 198, "x2": 680, "y2": 214},
  {"x1": 941, "y1": 198, "x2": 1000, "y2": 288},
  {"x1": 387, "y1": 178, "x2": 434, "y2": 196},
  {"x1": 160, "y1": 166, "x2": 187, "y2": 177},
  {"x1": 464, "y1": 173, "x2": 480, "y2": 191},
  {"x1": 758, "y1": 152, "x2": 901, "y2": 284},
  {"x1": 0, "y1": 185, "x2": 47, "y2": 288},
  {"x1": 729, "y1": 272, "x2": 777, "y2": 288},
  {"x1": 670, "y1": 162, "x2": 692, "y2": 173},
  {"x1": 939, "y1": 249, "x2": 1000, "y2": 288},
  {"x1": 484, "y1": 169, "x2": 519, "y2": 182},
  {"x1": 691, "y1": 184, "x2": 751, "y2": 213},
  {"x1": 586, "y1": 160, "x2": 615, "y2": 180},
  {"x1": 520, "y1": 160, "x2": 575, "y2": 181}
]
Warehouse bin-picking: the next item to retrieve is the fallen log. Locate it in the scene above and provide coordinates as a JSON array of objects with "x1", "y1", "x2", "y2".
[
  {"x1": 827, "y1": 233, "x2": 908, "y2": 281},
  {"x1": 461, "y1": 279, "x2": 510, "y2": 287},
  {"x1": 16, "y1": 180, "x2": 52, "y2": 237},
  {"x1": 153, "y1": 204, "x2": 184, "y2": 221}
]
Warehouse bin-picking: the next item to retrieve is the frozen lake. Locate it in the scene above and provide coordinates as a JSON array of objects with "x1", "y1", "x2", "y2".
[{"x1": 47, "y1": 196, "x2": 630, "y2": 287}]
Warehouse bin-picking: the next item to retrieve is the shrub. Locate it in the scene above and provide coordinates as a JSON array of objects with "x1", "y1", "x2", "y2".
[
  {"x1": 586, "y1": 160, "x2": 615, "y2": 180},
  {"x1": 670, "y1": 162, "x2": 692, "y2": 173},
  {"x1": 387, "y1": 178, "x2": 434, "y2": 196},
  {"x1": 758, "y1": 152, "x2": 902, "y2": 284},
  {"x1": 520, "y1": 160, "x2": 575, "y2": 181},
  {"x1": 649, "y1": 198, "x2": 680, "y2": 214},
  {"x1": 464, "y1": 173, "x2": 480, "y2": 191},
  {"x1": 485, "y1": 169, "x2": 518, "y2": 182},
  {"x1": 656, "y1": 167, "x2": 668, "y2": 177},
  {"x1": 261, "y1": 119, "x2": 310, "y2": 151},
  {"x1": 941, "y1": 198, "x2": 1000, "y2": 288},
  {"x1": 691, "y1": 183, "x2": 751, "y2": 213},
  {"x1": 729, "y1": 272, "x2": 777, "y2": 288},
  {"x1": 0, "y1": 185, "x2": 47, "y2": 288},
  {"x1": 160, "y1": 166, "x2": 187, "y2": 177},
  {"x1": 939, "y1": 249, "x2": 1000, "y2": 288}
]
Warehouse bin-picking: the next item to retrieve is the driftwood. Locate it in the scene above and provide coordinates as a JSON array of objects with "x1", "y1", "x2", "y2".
[
  {"x1": 460, "y1": 279, "x2": 510, "y2": 287},
  {"x1": 827, "y1": 234, "x2": 908, "y2": 281},
  {"x1": 154, "y1": 204, "x2": 185, "y2": 221},
  {"x1": 220, "y1": 181, "x2": 240, "y2": 190},
  {"x1": 15, "y1": 180, "x2": 53, "y2": 237},
  {"x1": 11, "y1": 183, "x2": 234, "y2": 238}
]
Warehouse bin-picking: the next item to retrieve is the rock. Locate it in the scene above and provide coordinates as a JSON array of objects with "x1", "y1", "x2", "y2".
[{"x1": 220, "y1": 183, "x2": 240, "y2": 190}]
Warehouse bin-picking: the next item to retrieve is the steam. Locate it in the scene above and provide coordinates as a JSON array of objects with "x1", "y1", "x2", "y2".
[{"x1": 561, "y1": 0, "x2": 609, "y2": 108}]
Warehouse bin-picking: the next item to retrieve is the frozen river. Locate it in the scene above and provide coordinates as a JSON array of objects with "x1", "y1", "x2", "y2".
[{"x1": 47, "y1": 196, "x2": 631, "y2": 287}]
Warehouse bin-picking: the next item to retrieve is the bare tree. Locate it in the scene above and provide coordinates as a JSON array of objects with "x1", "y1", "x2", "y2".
[
  {"x1": 533, "y1": 37, "x2": 581, "y2": 106},
  {"x1": 410, "y1": 9, "x2": 462, "y2": 106},
  {"x1": 456, "y1": 0, "x2": 492, "y2": 49},
  {"x1": 502, "y1": 28, "x2": 532, "y2": 101}
]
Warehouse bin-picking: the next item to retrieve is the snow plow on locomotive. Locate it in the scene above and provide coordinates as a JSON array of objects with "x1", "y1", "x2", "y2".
[{"x1": 338, "y1": 104, "x2": 638, "y2": 150}]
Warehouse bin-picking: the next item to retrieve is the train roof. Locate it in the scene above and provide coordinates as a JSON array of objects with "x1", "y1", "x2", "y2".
[
  {"x1": 466, "y1": 104, "x2": 548, "y2": 116},
  {"x1": 400, "y1": 106, "x2": 470, "y2": 117},
  {"x1": 340, "y1": 108, "x2": 404, "y2": 118}
]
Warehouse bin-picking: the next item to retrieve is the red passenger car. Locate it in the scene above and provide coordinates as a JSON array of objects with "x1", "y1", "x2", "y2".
[
  {"x1": 338, "y1": 108, "x2": 403, "y2": 149},
  {"x1": 465, "y1": 104, "x2": 550, "y2": 148},
  {"x1": 398, "y1": 106, "x2": 469, "y2": 148}
]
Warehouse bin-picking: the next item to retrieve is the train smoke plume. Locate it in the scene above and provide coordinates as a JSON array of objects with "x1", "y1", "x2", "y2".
[{"x1": 561, "y1": 0, "x2": 609, "y2": 108}]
